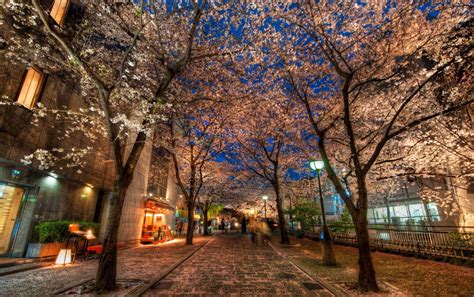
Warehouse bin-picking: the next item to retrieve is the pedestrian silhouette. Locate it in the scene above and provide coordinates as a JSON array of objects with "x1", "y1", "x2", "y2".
[
  {"x1": 221, "y1": 218, "x2": 226, "y2": 233},
  {"x1": 241, "y1": 217, "x2": 247, "y2": 234}
]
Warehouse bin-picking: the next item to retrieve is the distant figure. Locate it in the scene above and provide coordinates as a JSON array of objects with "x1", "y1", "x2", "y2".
[
  {"x1": 177, "y1": 221, "x2": 183, "y2": 238},
  {"x1": 258, "y1": 220, "x2": 272, "y2": 245},
  {"x1": 248, "y1": 217, "x2": 257, "y2": 244},
  {"x1": 241, "y1": 217, "x2": 247, "y2": 234},
  {"x1": 221, "y1": 219, "x2": 226, "y2": 233},
  {"x1": 195, "y1": 220, "x2": 201, "y2": 234},
  {"x1": 157, "y1": 226, "x2": 163, "y2": 241}
]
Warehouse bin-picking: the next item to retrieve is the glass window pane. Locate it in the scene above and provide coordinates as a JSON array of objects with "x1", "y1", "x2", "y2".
[
  {"x1": 51, "y1": 0, "x2": 69, "y2": 26},
  {"x1": 409, "y1": 203, "x2": 426, "y2": 218},
  {"x1": 393, "y1": 205, "x2": 408, "y2": 219},
  {"x1": 16, "y1": 68, "x2": 43, "y2": 109},
  {"x1": 367, "y1": 208, "x2": 375, "y2": 219},
  {"x1": 374, "y1": 207, "x2": 388, "y2": 223},
  {"x1": 427, "y1": 202, "x2": 441, "y2": 221}
]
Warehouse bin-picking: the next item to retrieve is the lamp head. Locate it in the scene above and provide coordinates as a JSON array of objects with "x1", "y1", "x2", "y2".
[
  {"x1": 309, "y1": 160, "x2": 324, "y2": 171},
  {"x1": 262, "y1": 195, "x2": 269, "y2": 201}
]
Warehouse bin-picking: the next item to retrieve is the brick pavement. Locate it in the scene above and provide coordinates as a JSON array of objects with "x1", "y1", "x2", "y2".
[{"x1": 145, "y1": 233, "x2": 333, "y2": 296}]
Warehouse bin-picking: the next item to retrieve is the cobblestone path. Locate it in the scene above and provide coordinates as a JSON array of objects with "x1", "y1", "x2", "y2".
[{"x1": 145, "y1": 234, "x2": 333, "y2": 296}]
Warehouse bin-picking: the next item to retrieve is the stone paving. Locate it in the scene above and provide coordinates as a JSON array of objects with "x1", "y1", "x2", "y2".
[
  {"x1": 145, "y1": 233, "x2": 333, "y2": 296},
  {"x1": 0, "y1": 235, "x2": 334, "y2": 296},
  {"x1": 0, "y1": 237, "x2": 207, "y2": 297}
]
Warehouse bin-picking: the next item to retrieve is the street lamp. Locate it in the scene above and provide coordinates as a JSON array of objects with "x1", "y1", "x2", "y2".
[
  {"x1": 309, "y1": 160, "x2": 336, "y2": 266},
  {"x1": 262, "y1": 195, "x2": 268, "y2": 219}
]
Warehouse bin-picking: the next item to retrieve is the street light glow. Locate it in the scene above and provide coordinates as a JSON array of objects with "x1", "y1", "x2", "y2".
[
  {"x1": 309, "y1": 160, "x2": 325, "y2": 171},
  {"x1": 262, "y1": 195, "x2": 268, "y2": 200}
]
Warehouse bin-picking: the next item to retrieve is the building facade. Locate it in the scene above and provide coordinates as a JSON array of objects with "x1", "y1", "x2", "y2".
[
  {"x1": 286, "y1": 173, "x2": 472, "y2": 230},
  {"x1": 0, "y1": 0, "x2": 178, "y2": 257},
  {"x1": 367, "y1": 175, "x2": 474, "y2": 230}
]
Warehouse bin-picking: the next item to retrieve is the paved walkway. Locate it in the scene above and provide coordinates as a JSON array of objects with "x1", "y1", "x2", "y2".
[
  {"x1": 0, "y1": 235, "x2": 333, "y2": 296},
  {"x1": 0, "y1": 237, "x2": 207, "y2": 296},
  {"x1": 145, "y1": 233, "x2": 333, "y2": 296}
]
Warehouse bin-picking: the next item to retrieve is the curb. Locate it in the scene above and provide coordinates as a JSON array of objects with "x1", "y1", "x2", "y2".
[
  {"x1": 54, "y1": 278, "x2": 94, "y2": 295},
  {"x1": 128, "y1": 238, "x2": 213, "y2": 297},
  {"x1": 0, "y1": 262, "x2": 53, "y2": 277},
  {"x1": 267, "y1": 241, "x2": 348, "y2": 297}
]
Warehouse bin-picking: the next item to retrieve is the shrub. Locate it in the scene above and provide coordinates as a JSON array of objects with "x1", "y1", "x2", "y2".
[
  {"x1": 34, "y1": 220, "x2": 100, "y2": 243},
  {"x1": 329, "y1": 208, "x2": 355, "y2": 233},
  {"x1": 287, "y1": 199, "x2": 321, "y2": 233}
]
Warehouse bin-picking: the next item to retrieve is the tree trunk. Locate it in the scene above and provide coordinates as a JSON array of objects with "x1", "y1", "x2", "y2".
[
  {"x1": 355, "y1": 214, "x2": 380, "y2": 292},
  {"x1": 321, "y1": 145, "x2": 379, "y2": 291},
  {"x1": 346, "y1": 184, "x2": 379, "y2": 292},
  {"x1": 186, "y1": 203, "x2": 195, "y2": 245},
  {"x1": 95, "y1": 175, "x2": 131, "y2": 292},
  {"x1": 273, "y1": 184, "x2": 290, "y2": 244},
  {"x1": 203, "y1": 209, "x2": 209, "y2": 236}
]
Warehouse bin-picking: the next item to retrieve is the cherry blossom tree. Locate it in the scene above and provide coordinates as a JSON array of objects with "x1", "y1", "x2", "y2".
[
  {"x1": 257, "y1": 1, "x2": 472, "y2": 291},
  {"x1": 197, "y1": 162, "x2": 231, "y2": 235},
  {"x1": 3, "y1": 0, "x2": 245, "y2": 291},
  {"x1": 225, "y1": 95, "x2": 306, "y2": 245},
  {"x1": 169, "y1": 105, "x2": 226, "y2": 244},
  {"x1": 2, "y1": 1, "x2": 472, "y2": 293}
]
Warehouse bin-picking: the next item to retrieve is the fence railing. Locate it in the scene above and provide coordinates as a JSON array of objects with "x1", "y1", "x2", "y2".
[{"x1": 301, "y1": 224, "x2": 474, "y2": 261}]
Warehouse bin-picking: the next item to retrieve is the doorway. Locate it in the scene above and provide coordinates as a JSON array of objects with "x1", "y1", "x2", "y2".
[{"x1": 0, "y1": 184, "x2": 25, "y2": 254}]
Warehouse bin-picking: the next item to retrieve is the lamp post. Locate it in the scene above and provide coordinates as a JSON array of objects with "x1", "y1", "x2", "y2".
[
  {"x1": 262, "y1": 195, "x2": 268, "y2": 219},
  {"x1": 309, "y1": 160, "x2": 336, "y2": 266}
]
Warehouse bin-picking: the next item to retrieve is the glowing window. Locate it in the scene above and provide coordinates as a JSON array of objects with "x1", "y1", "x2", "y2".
[
  {"x1": 16, "y1": 67, "x2": 44, "y2": 110},
  {"x1": 50, "y1": 0, "x2": 70, "y2": 27}
]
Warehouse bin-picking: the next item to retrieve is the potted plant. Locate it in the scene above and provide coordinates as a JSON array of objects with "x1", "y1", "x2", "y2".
[{"x1": 25, "y1": 220, "x2": 99, "y2": 258}]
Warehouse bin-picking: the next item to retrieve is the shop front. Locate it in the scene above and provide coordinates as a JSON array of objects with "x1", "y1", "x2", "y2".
[
  {"x1": 0, "y1": 159, "x2": 102, "y2": 257},
  {"x1": 141, "y1": 198, "x2": 174, "y2": 244},
  {"x1": 0, "y1": 182, "x2": 31, "y2": 256}
]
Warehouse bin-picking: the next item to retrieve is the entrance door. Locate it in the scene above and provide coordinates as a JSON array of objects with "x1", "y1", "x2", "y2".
[{"x1": 0, "y1": 185, "x2": 24, "y2": 254}]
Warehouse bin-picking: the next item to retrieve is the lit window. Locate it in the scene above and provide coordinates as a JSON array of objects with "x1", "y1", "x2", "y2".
[
  {"x1": 16, "y1": 67, "x2": 44, "y2": 110},
  {"x1": 427, "y1": 202, "x2": 441, "y2": 221},
  {"x1": 50, "y1": 0, "x2": 70, "y2": 27},
  {"x1": 408, "y1": 203, "x2": 426, "y2": 219}
]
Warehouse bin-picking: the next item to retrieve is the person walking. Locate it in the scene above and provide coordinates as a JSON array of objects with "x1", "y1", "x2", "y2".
[
  {"x1": 157, "y1": 226, "x2": 163, "y2": 241},
  {"x1": 248, "y1": 217, "x2": 257, "y2": 244},
  {"x1": 220, "y1": 218, "x2": 226, "y2": 234},
  {"x1": 258, "y1": 219, "x2": 271, "y2": 245},
  {"x1": 176, "y1": 220, "x2": 183, "y2": 238},
  {"x1": 241, "y1": 216, "x2": 247, "y2": 234}
]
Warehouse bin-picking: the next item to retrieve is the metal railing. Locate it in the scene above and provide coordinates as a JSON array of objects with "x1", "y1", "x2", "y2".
[{"x1": 303, "y1": 224, "x2": 474, "y2": 261}]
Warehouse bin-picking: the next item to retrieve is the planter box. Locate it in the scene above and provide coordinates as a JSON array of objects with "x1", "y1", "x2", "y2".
[{"x1": 25, "y1": 242, "x2": 66, "y2": 258}]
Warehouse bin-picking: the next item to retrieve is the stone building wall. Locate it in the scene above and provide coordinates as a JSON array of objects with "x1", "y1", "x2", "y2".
[
  {"x1": 0, "y1": 59, "x2": 115, "y2": 189},
  {"x1": 0, "y1": 4, "x2": 178, "y2": 255},
  {"x1": 117, "y1": 140, "x2": 153, "y2": 244},
  {"x1": 0, "y1": 54, "x2": 117, "y2": 255}
]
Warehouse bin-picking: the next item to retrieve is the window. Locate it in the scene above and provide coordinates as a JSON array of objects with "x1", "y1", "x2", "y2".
[
  {"x1": 408, "y1": 203, "x2": 426, "y2": 219},
  {"x1": 16, "y1": 67, "x2": 44, "y2": 109},
  {"x1": 392, "y1": 205, "x2": 409, "y2": 222},
  {"x1": 367, "y1": 208, "x2": 375, "y2": 224},
  {"x1": 426, "y1": 202, "x2": 441, "y2": 222},
  {"x1": 374, "y1": 207, "x2": 388, "y2": 223},
  {"x1": 50, "y1": 0, "x2": 70, "y2": 27}
]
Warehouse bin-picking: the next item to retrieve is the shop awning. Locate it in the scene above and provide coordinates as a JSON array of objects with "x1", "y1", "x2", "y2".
[{"x1": 145, "y1": 198, "x2": 174, "y2": 212}]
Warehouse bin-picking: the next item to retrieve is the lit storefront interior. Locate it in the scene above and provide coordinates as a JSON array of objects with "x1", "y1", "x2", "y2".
[
  {"x1": 368, "y1": 201, "x2": 441, "y2": 227},
  {"x1": 0, "y1": 183, "x2": 26, "y2": 255},
  {"x1": 141, "y1": 198, "x2": 174, "y2": 244}
]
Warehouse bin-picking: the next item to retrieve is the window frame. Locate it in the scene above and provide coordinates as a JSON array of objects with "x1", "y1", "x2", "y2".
[
  {"x1": 15, "y1": 66, "x2": 46, "y2": 110},
  {"x1": 50, "y1": 0, "x2": 71, "y2": 27}
]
